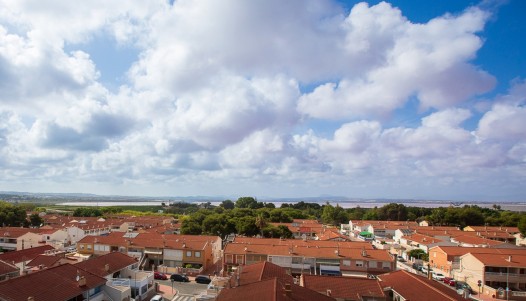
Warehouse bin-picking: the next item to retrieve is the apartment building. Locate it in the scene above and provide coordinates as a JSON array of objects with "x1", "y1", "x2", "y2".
[{"x1": 223, "y1": 238, "x2": 394, "y2": 277}]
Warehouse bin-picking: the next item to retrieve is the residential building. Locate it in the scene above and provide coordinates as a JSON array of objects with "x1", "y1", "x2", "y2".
[
  {"x1": 0, "y1": 263, "x2": 107, "y2": 301},
  {"x1": 0, "y1": 245, "x2": 55, "y2": 274},
  {"x1": 223, "y1": 238, "x2": 394, "y2": 277},
  {"x1": 216, "y1": 261, "x2": 336, "y2": 301}
]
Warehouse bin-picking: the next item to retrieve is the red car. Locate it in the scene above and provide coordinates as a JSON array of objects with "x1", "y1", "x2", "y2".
[
  {"x1": 154, "y1": 272, "x2": 168, "y2": 280},
  {"x1": 443, "y1": 277, "x2": 456, "y2": 286}
]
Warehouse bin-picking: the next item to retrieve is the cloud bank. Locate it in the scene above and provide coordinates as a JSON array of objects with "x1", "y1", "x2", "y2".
[{"x1": 0, "y1": 0, "x2": 524, "y2": 200}]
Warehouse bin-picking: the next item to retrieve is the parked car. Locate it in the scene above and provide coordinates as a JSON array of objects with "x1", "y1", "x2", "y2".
[
  {"x1": 432, "y1": 272, "x2": 446, "y2": 281},
  {"x1": 170, "y1": 274, "x2": 190, "y2": 282},
  {"x1": 150, "y1": 295, "x2": 163, "y2": 301},
  {"x1": 455, "y1": 281, "x2": 474, "y2": 294},
  {"x1": 443, "y1": 277, "x2": 456, "y2": 286},
  {"x1": 421, "y1": 265, "x2": 431, "y2": 274},
  {"x1": 397, "y1": 256, "x2": 406, "y2": 262},
  {"x1": 195, "y1": 275, "x2": 212, "y2": 284},
  {"x1": 154, "y1": 272, "x2": 168, "y2": 280},
  {"x1": 412, "y1": 263, "x2": 423, "y2": 271}
]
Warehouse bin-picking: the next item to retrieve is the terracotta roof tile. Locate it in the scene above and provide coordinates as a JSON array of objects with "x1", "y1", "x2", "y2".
[
  {"x1": 303, "y1": 274, "x2": 385, "y2": 299},
  {"x1": 378, "y1": 270, "x2": 467, "y2": 301},
  {"x1": 218, "y1": 277, "x2": 335, "y2": 301},
  {"x1": 75, "y1": 252, "x2": 137, "y2": 277},
  {"x1": 0, "y1": 245, "x2": 55, "y2": 264},
  {"x1": 0, "y1": 263, "x2": 107, "y2": 301}
]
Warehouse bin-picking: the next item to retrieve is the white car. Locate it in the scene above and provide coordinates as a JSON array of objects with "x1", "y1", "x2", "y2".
[
  {"x1": 150, "y1": 295, "x2": 163, "y2": 301},
  {"x1": 432, "y1": 272, "x2": 446, "y2": 281}
]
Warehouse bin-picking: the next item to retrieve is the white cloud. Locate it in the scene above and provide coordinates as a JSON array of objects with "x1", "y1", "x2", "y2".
[{"x1": 0, "y1": 0, "x2": 524, "y2": 200}]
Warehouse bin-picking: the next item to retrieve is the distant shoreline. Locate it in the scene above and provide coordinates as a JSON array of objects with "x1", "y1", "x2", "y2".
[{"x1": 55, "y1": 200, "x2": 526, "y2": 211}]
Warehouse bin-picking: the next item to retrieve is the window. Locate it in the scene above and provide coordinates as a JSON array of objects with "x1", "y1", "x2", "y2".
[
  {"x1": 87, "y1": 244, "x2": 92, "y2": 250},
  {"x1": 236, "y1": 255, "x2": 244, "y2": 264},
  {"x1": 343, "y1": 260, "x2": 351, "y2": 266},
  {"x1": 79, "y1": 244, "x2": 85, "y2": 250},
  {"x1": 195, "y1": 251, "x2": 201, "y2": 258},
  {"x1": 186, "y1": 251, "x2": 192, "y2": 257},
  {"x1": 356, "y1": 261, "x2": 364, "y2": 267},
  {"x1": 226, "y1": 254, "x2": 233, "y2": 264}
]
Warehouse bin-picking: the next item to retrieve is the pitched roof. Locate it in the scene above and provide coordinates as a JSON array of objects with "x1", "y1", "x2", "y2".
[
  {"x1": 217, "y1": 277, "x2": 335, "y2": 301},
  {"x1": 224, "y1": 243, "x2": 392, "y2": 261},
  {"x1": 378, "y1": 270, "x2": 467, "y2": 301},
  {"x1": 26, "y1": 254, "x2": 63, "y2": 268},
  {"x1": 430, "y1": 246, "x2": 526, "y2": 257},
  {"x1": 452, "y1": 235, "x2": 506, "y2": 246},
  {"x1": 0, "y1": 245, "x2": 55, "y2": 264},
  {"x1": 0, "y1": 263, "x2": 107, "y2": 301},
  {"x1": 467, "y1": 253, "x2": 526, "y2": 267},
  {"x1": 234, "y1": 261, "x2": 294, "y2": 286},
  {"x1": 231, "y1": 237, "x2": 373, "y2": 249},
  {"x1": 75, "y1": 252, "x2": 137, "y2": 277},
  {"x1": 0, "y1": 259, "x2": 18, "y2": 275},
  {"x1": 302, "y1": 274, "x2": 385, "y2": 300}
]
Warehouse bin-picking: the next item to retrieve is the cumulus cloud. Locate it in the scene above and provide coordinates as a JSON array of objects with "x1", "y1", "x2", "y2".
[{"x1": 0, "y1": 0, "x2": 524, "y2": 200}]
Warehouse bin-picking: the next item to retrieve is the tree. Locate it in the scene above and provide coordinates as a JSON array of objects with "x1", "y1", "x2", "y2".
[
  {"x1": 408, "y1": 249, "x2": 428, "y2": 262},
  {"x1": 377, "y1": 203, "x2": 408, "y2": 221},
  {"x1": 29, "y1": 213, "x2": 43, "y2": 227},
  {"x1": 519, "y1": 215, "x2": 526, "y2": 237},
  {"x1": 235, "y1": 197, "x2": 262, "y2": 209},
  {"x1": 220, "y1": 200, "x2": 235, "y2": 210}
]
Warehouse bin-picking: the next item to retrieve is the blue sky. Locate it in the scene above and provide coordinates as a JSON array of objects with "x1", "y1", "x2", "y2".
[{"x1": 0, "y1": 0, "x2": 525, "y2": 201}]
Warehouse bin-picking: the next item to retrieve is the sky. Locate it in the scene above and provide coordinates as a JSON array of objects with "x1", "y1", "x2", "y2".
[{"x1": 0, "y1": 0, "x2": 525, "y2": 201}]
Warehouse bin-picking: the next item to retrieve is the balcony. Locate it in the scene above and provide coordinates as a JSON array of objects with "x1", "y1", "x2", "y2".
[{"x1": 485, "y1": 271, "x2": 526, "y2": 283}]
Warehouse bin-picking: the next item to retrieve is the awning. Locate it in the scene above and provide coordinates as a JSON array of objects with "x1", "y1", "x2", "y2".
[
  {"x1": 320, "y1": 270, "x2": 341, "y2": 276},
  {"x1": 144, "y1": 249, "x2": 163, "y2": 255},
  {"x1": 359, "y1": 231, "x2": 372, "y2": 236}
]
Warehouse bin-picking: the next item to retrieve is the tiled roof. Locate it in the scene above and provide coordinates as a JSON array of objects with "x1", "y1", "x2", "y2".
[
  {"x1": 231, "y1": 237, "x2": 373, "y2": 249},
  {"x1": 0, "y1": 263, "x2": 107, "y2": 301},
  {"x1": 403, "y1": 233, "x2": 442, "y2": 245},
  {"x1": 468, "y1": 253, "x2": 526, "y2": 267},
  {"x1": 452, "y1": 235, "x2": 506, "y2": 246},
  {"x1": 430, "y1": 246, "x2": 526, "y2": 257},
  {"x1": 464, "y1": 226, "x2": 519, "y2": 233},
  {"x1": 217, "y1": 277, "x2": 335, "y2": 301},
  {"x1": 0, "y1": 227, "x2": 41, "y2": 238},
  {"x1": 302, "y1": 274, "x2": 385, "y2": 299},
  {"x1": 224, "y1": 243, "x2": 392, "y2": 261},
  {"x1": 75, "y1": 252, "x2": 137, "y2": 277},
  {"x1": 378, "y1": 270, "x2": 467, "y2": 301},
  {"x1": 234, "y1": 261, "x2": 294, "y2": 286},
  {"x1": 0, "y1": 245, "x2": 55, "y2": 264},
  {"x1": 0, "y1": 260, "x2": 18, "y2": 275},
  {"x1": 316, "y1": 229, "x2": 351, "y2": 241},
  {"x1": 26, "y1": 254, "x2": 63, "y2": 268}
]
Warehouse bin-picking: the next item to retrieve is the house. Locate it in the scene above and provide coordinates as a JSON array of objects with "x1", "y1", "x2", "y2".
[
  {"x1": 0, "y1": 260, "x2": 19, "y2": 281},
  {"x1": 428, "y1": 246, "x2": 526, "y2": 276},
  {"x1": 0, "y1": 245, "x2": 55, "y2": 274},
  {"x1": 456, "y1": 252, "x2": 526, "y2": 299},
  {"x1": 378, "y1": 270, "x2": 469, "y2": 301},
  {"x1": 75, "y1": 252, "x2": 152, "y2": 301},
  {"x1": 77, "y1": 232, "x2": 221, "y2": 272},
  {"x1": 0, "y1": 227, "x2": 42, "y2": 251},
  {"x1": 399, "y1": 233, "x2": 457, "y2": 254},
  {"x1": 302, "y1": 274, "x2": 386, "y2": 301},
  {"x1": 216, "y1": 261, "x2": 336, "y2": 301},
  {"x1": 451, "y1": 235, "x2": 510, "y2": 248},
  {"x1": 223, "y1": 239, "x2": 394, "y2": 277},
  {"x1": 0, "y1": 263, "x2": 107, "y2": 301},
  {"x1": 25, "y1": 254, "x2": 78, "y2": 272}
]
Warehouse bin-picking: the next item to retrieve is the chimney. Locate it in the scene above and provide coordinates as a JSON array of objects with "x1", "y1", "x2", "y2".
[
  {"x1": 326, "y1": 289, "x2": 331, "y2": 296},
  {"x1": 285, "y1": 283, "x2": 292, "y2": 297},
  {"x1": 361, "y1": 248, "x2": 367, "y2": 257},
  {"x1": 27, "y1": 297, "x2": 34, "y2": 301},
  {"x1": 105, "y1": 263, "x2": 110, "y2": 272},
  {"x1": 508, "y1": 256, "x2": 512, "y2": 262},
  {"x1": 78, "y1": 276, "x2": 87, "y2": 287}
]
